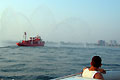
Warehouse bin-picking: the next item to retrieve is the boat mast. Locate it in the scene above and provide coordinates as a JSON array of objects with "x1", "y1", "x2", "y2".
[{"x1": 24, "y1": 32, "x2": 27, "y2": 41}]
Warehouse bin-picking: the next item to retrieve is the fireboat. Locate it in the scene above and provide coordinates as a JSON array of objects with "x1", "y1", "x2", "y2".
[{"x1": 16, "y1": 32, "x2": 45, "y2": 46}]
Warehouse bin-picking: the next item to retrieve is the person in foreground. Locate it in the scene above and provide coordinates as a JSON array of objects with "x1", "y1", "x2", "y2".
[{"x1": 82, "y1": 56, "x2": 106, "y2": 80}]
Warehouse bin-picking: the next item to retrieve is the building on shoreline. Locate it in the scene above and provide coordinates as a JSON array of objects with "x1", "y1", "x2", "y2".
[{"x1": 98, "y1": 40, "x2": 106, "y2": 46}]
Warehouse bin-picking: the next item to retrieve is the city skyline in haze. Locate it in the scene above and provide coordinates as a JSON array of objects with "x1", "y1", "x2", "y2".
[{"x1": 0, "y1": 0, "x2": 120, "y2": 43}]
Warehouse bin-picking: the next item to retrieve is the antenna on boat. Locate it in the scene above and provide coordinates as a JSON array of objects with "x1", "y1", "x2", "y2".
[{"x1": 24, "y1": 32, "x2": 27, "y2": 41}]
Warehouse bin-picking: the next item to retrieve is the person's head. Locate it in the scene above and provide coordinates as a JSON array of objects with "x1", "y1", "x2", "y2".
[{"x1": 91, "y1": 56, "x2": 102, "y2": 68}]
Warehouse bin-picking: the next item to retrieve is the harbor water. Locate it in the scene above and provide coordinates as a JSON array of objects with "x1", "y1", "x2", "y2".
[{"x1": 0, "y1": 43, "x2": 120, "y2": 80}]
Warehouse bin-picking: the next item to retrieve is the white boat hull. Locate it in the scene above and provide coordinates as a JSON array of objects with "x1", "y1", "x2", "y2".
[{"x1": 52, "y1": 71, "x2": 120, "y2": 80}]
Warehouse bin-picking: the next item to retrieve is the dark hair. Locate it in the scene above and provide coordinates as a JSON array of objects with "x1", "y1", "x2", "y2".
[{"x1": 91, "y1": 56, "x2": 102, "y2": 68}]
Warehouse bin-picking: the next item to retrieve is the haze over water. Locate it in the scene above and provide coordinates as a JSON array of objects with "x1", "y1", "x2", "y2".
[{"x1": 0, "y1": 0, "x2": 120, "y2": 43}]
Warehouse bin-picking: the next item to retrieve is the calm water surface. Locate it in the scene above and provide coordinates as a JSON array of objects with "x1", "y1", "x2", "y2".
[{"x1": 0, "y1": 44, "x2": 120, "y2": 80}]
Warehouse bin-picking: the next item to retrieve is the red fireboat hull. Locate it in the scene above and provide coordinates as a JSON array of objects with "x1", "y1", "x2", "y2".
[
  {"x1": 16, "y1": 42, "x2": 45, "y2": 46},
  {"x1": 16, "y1": 32, "x2": 45, "y2": 47}
]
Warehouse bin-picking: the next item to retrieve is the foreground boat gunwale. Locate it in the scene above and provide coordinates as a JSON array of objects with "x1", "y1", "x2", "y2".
[{"x1": 51, "y1": 71, "x2": 120, "y2": 80}]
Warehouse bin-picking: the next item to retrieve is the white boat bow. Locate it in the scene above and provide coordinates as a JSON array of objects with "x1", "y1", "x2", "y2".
[{"x1": 51, "y1": 71, "x2": 120, "y2": 80}]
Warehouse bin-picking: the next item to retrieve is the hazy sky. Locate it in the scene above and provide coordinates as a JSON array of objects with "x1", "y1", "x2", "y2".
[{"x1": 0, "y1": 0, "x2": 120, "y2": 43}]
